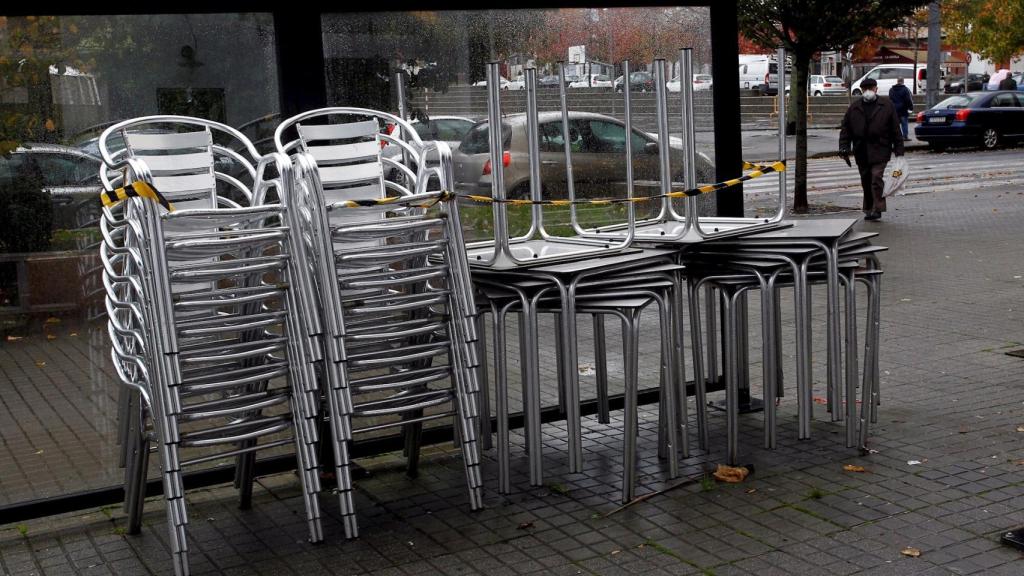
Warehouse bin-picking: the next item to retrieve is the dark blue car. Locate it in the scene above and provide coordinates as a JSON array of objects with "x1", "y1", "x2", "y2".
[{"x1": 915, "y1": 91, "x2": 1024, "y2": 151}]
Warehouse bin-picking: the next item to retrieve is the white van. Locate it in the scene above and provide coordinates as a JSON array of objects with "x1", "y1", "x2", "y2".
[
  {"x1": 850, "y1": 64, "x2": 944, "y2": 96},
  {"x1": 738, "y1": 54, "x2": 770, "y2": 93},
  {"x1": 738, "y1": 54, "x2": 790, "y2": 95}
]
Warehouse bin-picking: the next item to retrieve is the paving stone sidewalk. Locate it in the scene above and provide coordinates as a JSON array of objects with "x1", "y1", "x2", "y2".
[{"x1": 2, "y1": 181, "x2": 1024, "y2": 575}]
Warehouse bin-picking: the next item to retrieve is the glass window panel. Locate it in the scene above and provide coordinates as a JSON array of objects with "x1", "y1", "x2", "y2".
[
  {"x1": 321, "y1": 7, "x2": 715, "y2": 229},
  {"x1": 0, "y1": 13, "x2": 280, "y2": 507}
]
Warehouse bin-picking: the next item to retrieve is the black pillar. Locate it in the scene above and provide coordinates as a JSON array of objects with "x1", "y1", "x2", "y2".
[
  {"x1": 709, "y1": 2, "x2": 744, "y2": 218},
  {"x1": 273, "y1": 11, "x2": 327, "y2": 117}
]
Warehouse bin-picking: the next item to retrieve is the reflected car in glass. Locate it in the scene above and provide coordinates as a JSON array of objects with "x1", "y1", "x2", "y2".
[
  {"x1": 451, "y1": 111, "x2": 714, "y2": 199},
  {"x1": 667, "y1": 74, "x2": 714, "y2": 92},
  {"x1": 914, "y1": 91, "x2": 1024, "y2": 151},
  {"x1": 613, "y1": 72, "x2": 655, "y2": 92},
  {"x1": 382, "y1": 115, "x2": 476, "y2": 172},
  {"x1": 0, "y1": 144, "x2": 107, "y2": 230},
  {"x1": 569, "y1": 74, "x2": 613, "y2": 89}
]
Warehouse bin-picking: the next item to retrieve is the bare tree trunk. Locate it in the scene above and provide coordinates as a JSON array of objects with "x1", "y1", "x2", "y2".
[{"x1": 792, "y1": 55, "x2": 810, "y2": 214}]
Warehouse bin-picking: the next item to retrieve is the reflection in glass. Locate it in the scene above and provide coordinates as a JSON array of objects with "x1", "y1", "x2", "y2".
[{"x1": 0, "y1": 13, "x2": 279, "y2": 506}]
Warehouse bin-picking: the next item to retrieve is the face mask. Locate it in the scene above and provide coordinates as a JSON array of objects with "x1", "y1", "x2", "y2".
[{"x1": 862, "y1": 89, "x2": 877, "y2": 102}]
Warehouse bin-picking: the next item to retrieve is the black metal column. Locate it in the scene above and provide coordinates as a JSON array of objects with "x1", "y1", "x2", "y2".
[
  {"x1": 273, "y1": 11, "x2": 327, "y2": 117},
  {"x1": 709, "y1": 1, "x2": 744, "y2": 218}
]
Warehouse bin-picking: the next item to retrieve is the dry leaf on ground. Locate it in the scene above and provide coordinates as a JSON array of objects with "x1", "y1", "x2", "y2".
[
  {"x1": 6, "y1": 335, "x2": 23, "y2": 341},
  {"x1": 713, "y1": 464, "x2": 750, "y2": 483},
  {"x1": 1016, "y1": 426, "x2": 1024, "y2": 433},
  {"x1": 843, "y1": 464, "x2": 867, "y2": 473},
  {"x1": 900, "y1": 547, "x2": 921, "y2": 558},
  {"x1": 516, "y1": 521, "x2": 533, "y2": 530}
]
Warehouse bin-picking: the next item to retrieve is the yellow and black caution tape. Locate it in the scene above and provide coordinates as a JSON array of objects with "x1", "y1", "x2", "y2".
[
  {"x1": 461, "y1": 160, "x2": 786, "y2": 206},
  {"x1": 99, "y1": 160, "x2": 783, "y2": 213},
  {"x1": 100, "y1": 181, "x2": 175, "y2": 212}
]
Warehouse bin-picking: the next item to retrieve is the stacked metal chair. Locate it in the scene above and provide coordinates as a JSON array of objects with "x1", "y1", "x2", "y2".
[
  {"x1": 682, "y1": 224, "x2": 885, "y2": 462},
  {"x1": 98, "y1": 117, "x2": 324, "y2": 576},
  {"x1": 275, "y1": 108, "x2": 484, "y2": 538}
]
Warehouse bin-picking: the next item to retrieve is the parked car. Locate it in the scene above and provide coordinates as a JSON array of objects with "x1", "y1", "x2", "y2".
[
  {"x1": 569, "y1": 74, "x2": 613, "y2": 89},
  {"x1": 809, "y1": 75, "x2": 846, "y2": 96},
  {"x1": 451, "y1": 111, "x2": 715, "y2": 199},
  {"x1": 666, "y1": 74, "x2": 714, "y2": 93},
  {"x1": 0, "y1": 144, "x2": 108, "y2": 229},
  {"x1": 506, "y1": 75, "x2": 525, "y2": 91},
  {"x1": 538, "y1": 75, "x2": 563, "y2": 88},
  {"x1": 851, "y1": 64, "x2": 943, "y2": 96},
  {"x1": 945, "y1": 73, "x2": 989, "y2": 94},
  {"x1": 381, "y1": 116, "x2": 476, "y2": 184},
  {"x1": 472, "y1": 76, "x2": 511, "y2": 90},
  {"x1": 914, "y1": 91, "x2": 1024, "y2": 151},
  {"x1": 382, "y1": 115, "x2": 475, "y2": 160},
  {"x1": 613, "y1": 71, "x2": 655, "y2": 92}
]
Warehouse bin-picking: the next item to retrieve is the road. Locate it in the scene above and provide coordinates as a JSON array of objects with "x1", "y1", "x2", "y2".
[{"x1": 742, "y1": 147, "x2": 1024, "y2": 204}]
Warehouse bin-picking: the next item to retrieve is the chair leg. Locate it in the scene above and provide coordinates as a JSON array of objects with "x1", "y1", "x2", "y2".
[
  {"x1": 723, "y1": 290, "x2": 739, "y2": 466},
  {"x1": 477, "y1": 313, "x2": 492, "y2": 451},
  {"x1": 125, "y1": 404, "x2": 148, "y2": 535},
  {"x1": 844, "y1": 275, "x2": 859, "y2": 448},
  {"x1": 687, "y1": 280, "x2": 709, "y2": 451},
  {"x1": 494, "y1": 305, "x2": 511, "y2": 494},
  {"x1": 593, "y1": 314, "x2": 610, "y2": 425},
  {"x1": 657, "y1": 296, "x2": 681, "y2": 475},
  {"x1": 621, "y1": 312, "x2": 640, "y2": 504}
]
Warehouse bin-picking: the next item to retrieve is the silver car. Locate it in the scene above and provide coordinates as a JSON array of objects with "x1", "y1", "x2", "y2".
[{"x1": 451, "y1": 111, "x2": 714, "y2": 199}]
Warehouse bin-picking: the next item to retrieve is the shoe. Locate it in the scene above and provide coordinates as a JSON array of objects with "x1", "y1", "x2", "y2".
[{"x1": 864, "y1": 211, "x2": 881, "y2": 221}]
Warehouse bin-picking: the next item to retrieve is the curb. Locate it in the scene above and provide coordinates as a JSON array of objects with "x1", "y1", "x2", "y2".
[{"x1": 808, "y1": 144, "x2": 929, "y2": 160}]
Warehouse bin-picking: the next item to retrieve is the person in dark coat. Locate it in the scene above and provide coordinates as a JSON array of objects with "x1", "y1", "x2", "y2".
[
  {"x1": 888, "y1": 76, "x2": 914, "y2": 140},
  {"x1": 839, "y1": 77, "x2": 905, "y2": 221},
  {"x1": 998, "y1": 74, "x2": 1018, "y2": 90}
]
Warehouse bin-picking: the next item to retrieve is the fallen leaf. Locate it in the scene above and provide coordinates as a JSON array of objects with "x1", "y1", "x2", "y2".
[
  {"x1": 610, "y1": 550, "x2": 621, "y2": 556},
  {"x1": 907, "y1": 460, "x2": 922, "y2": 466},
  {"x1": 69, "y1": 332, "x2": 78, "y2": 337},
  {"x1": 34, "y1": 449, "x2": 43, "y2": 455},
  {"x1": 6, "y1": 335, "x2": 22, "y2": 342},
  {"x1": 843, "y1": 464, "x2": 867, "y2": 473},
  {"x1": 1012, "y1": 460, "x2": 1024, "y2": 466},
  {"x1": 44, "y1": 317, "x2": 60, "y2": 325},
  {"x1": 713, "y1": 464, "x2": 750, "y2": 483},
  {"x1": 958, "y1": 425, "x2": 969, "y2": 434},
  {"x1": 577, "y1": 363, "x2": 595, "y2": 377},
  {"x1": 35, "y1": 361, "x2": 46, "y2": 368},
  {"x1": 812, "y1": 396, "x2": 828, "y2": 405},
  {"x1": 900, "y1": 547, "x2": 921, "y2": 558},
  {"x1": 1016, "y1": 426, "x2": 1024, "y2": 433},
  {"x1": 745, "y1": 488, "x2": 758, "y2": 494},
  {"x1": 46, "y1": 334, "x2": 57, "y2": 341},
  {"x1": 516, "y1": 521, "x2": 534, "y2": 530}
]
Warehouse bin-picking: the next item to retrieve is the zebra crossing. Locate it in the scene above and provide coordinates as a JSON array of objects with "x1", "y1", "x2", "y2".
[{"x1": 742, "y1": 148, "x2": 1024, "y2": 200}]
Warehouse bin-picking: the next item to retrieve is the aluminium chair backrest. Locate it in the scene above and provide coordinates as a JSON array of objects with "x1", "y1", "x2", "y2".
[
  {"x1": 98, "y1": 116, "x2": 262, "y2": 296},
  {"x1": 276, "y1": 108, "x2": 437, "y2": 305}
]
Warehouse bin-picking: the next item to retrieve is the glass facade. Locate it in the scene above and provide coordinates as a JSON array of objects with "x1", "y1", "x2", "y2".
[
  {"x1": 0, "y1": 13, "x2": 279, "y2": 506},
  {"x1": 0, "y1": 8, "x2": 726, "y2": 512}
]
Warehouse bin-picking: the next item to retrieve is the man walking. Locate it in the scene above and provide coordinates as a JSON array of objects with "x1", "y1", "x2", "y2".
[
  {"x1": 998, "y1": 73, "x2": 1018, "y2": 91},
  {"x1": 888, "y1": 76, "x2": 913, "y2": 140},
  {"x1": 839, "y1": 78, "x2": 904, "y2": 221}
]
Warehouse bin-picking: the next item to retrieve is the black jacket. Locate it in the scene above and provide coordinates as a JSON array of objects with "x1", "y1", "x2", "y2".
[
  {"x1": 839, "y1": 96, "x2": 905, "y2": 166},
  {"x1": 998, "y1": 77, "x2": 1018, "y2": 90},
  {"x1": 888, "y1": 84, "x2": 913, "y2": 117}
]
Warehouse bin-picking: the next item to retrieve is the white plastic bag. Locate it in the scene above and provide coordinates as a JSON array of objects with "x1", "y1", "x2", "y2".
[{"x1": 882, "y1": 155, "x2": 909, "y2": 197}]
